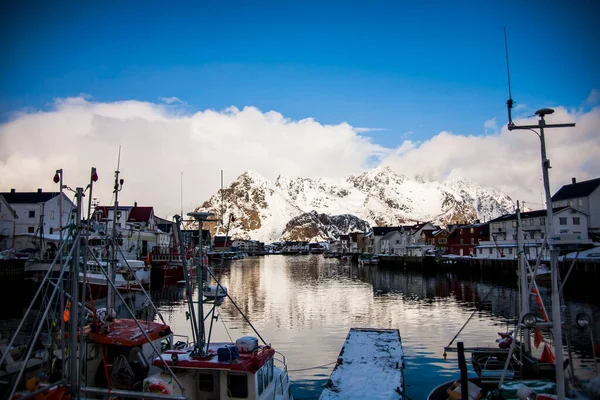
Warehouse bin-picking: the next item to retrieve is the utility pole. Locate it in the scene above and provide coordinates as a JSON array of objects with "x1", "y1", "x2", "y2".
[{"x1": 507, "y1": 108, "x2": 575, "y2": 399}]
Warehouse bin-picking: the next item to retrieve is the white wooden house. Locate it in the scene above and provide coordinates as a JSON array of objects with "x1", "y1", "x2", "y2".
[{"x1": 475, "y1": 206, "x2": 591, "y2": 259}]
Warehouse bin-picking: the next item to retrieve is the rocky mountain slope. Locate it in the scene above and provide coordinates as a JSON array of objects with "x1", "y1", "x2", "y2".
[{"x1": 192, "y1": 167, "x2": 515, "y2": 242}]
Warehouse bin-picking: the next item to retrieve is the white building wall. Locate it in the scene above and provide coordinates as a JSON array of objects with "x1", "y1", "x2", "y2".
[
  {"x1": 588, "y1": 188, "x2": 600, "y2": 230},
  {"x1": 0, "y1": 198, "x2": 17, "y2": 250},
  {"x1": 9, "y1": 193, "x2": 75, "y2": 237},
  {"x1": 477, "y1": 208, "x2": 590, "y2": 259}
]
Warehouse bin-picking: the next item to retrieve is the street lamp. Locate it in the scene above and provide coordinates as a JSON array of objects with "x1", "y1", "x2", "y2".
[{"x1": 507, "y1": 104, "x2": 575, "y2": 400}]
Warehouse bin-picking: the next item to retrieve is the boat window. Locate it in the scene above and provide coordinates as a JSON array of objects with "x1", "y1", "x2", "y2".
[
  {"x1": 269, "y1": 359, "x2": 274, "y2": 382},
  {"x1": 227, "y1": 373, "x2": 248, "y2": 398},
  {"x1": 198, "y1": 373, "x2": 214, "y2": 392},
  {"x1": 263, "y1": 364, "x2": 268, "y2": 388},
  {"x1": 257, "y1": 369, "x2": 264, "y2": 394}
]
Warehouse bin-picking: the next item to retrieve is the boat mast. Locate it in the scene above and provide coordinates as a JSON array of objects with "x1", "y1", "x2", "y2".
[
  {"x1": 187, "y1": 211, "x2": 214, "y2": 356},
  {"x1": 108, "y1": 162, "x2": 123, "y2": 317},
  {"x1": 516, "y1": 201, "x2": 531, "y2": 354},
  {"x1": 69, "y1": 187, "x2": 83, "y2": 397}
]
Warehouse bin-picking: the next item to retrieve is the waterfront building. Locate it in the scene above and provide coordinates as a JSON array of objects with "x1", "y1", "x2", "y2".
[
  {"x1": 375, "y1": 222, "x2": 438, "y2": 256},
  {"x1": 447, "y1": 222, "x2": 489, "y2": 257},
  {"x1": 0, "y1": 188, "x2": 75, "y2": 250},
  {"x1": 551, "y1": 176, "x2": 600, "y2": 240},
  {"x1": 475, "y1": 206, "x2": 592, "y2": 259},
  {"x1": 93, "y1": 203, "x2": 171, "y2": 257},
  {"x1": 0, "y1": 195, "x2": 18, "y2": 250},
  {"x1": 422, "y1": 228, "x2": 449, "y2": 252}
]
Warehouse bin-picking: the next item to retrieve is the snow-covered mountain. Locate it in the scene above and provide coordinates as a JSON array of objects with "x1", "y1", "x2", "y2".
[{"x1": 192, "y1": 167, "x2": 515, "y2": 242}]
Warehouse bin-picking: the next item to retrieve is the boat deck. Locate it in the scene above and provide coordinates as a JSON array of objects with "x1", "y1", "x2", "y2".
[{"x1": 319, "y1": 328, "x2": 404, "y2": 400}]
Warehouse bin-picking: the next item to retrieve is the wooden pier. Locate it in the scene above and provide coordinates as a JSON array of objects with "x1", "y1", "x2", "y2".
[{"x1": 320, "y1": 328, "x2": 404, "y2": 400}]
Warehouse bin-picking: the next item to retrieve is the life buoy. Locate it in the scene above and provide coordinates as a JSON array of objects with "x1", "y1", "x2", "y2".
[{"x1": 146, "y1": 382, "x2": 170, "y2": 395}]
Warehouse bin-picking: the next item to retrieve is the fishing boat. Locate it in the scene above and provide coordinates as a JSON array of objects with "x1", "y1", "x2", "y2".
[
  {"x1": 143, "y1": 212, "x2": 294, "y2": 399},
  {"x1": 3, "y1": 167, "x2": 183, "y2": 400}
]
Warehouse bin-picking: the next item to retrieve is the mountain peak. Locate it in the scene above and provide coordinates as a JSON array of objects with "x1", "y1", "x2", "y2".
[{"x1": 194, "y1": 168, "x2": 515, "y2": 242}]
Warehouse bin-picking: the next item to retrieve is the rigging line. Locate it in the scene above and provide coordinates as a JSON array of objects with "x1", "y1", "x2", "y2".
[
  {"x1": 288, "y1": 362, "x2": 337, "y2": 372},
  {"x1": 218, "y1": 310, "x2": 234, "y2": 343},
  {"x1": 445, "y1": 287, "x2": 496, "y2": 349}
]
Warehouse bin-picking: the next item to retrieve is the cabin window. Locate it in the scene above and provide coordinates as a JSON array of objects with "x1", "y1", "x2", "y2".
[
  {"x1": 540, "y1": 218, "x2": 545, "y2": 225},
  {"x1": 49, "y1": 227, "x2": 53, "y2": 234},
  {"x1": 573, "y1": 217, "x2": 580, "y2": 225},
  {"x1": 470, "y1": 228, "x2": 474, "y2": 234},
  {"x1": 29, "y1": 210, "x2": 35, "y2": 218},
  {"x1": 257, "y1": 369, "x2": 264, "y2": 394},
  {"x1": 512, "y1": 221, "x2": 517, "y2": 227},
  {"x1": 578, "y1": 199, "x2": 583, "y2": 208},
  {"x1": 28, "y1": 227, "x2": 35, "y2": 233},
  {"x1": 489, "y1": 248, "x2": 493, "y2": 255},
  {"x1": 508, "y1": 248, "x2": 513, "y2": 255},
  {"x1": 263, "y1": 364, "x2": 269, "y2": 389},
  {"x1": 559, "y1": 217, "x2": 567, "y2": 225},
  {"x1": 50, "y1": 211, "x2": 55, "y2": 220},
  {"x1": 227, "y1": 373, "x2": 248, "y2": 398},
  {"x1": 529, "y1": 219, "x2": 533, "y2": 226},
  {"x1": 198, "y1": 374, "x2": 214, "y2": 392}
]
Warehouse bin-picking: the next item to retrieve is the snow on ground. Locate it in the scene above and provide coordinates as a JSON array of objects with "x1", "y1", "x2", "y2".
[{"x1": 319, "y1": 328, "x2": 404, "y2": 400}]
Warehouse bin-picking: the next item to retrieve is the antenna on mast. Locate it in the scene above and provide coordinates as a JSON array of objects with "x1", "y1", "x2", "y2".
[
  {"x1": 181, "y1": 172, "x2": 183, "y2": 218},
  {"x1": 504, "y1": 27, "x2": 515, "y2": 127}
]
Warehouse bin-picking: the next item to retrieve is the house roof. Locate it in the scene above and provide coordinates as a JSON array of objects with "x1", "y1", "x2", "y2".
[
  {"x1": 127, "y1": 206, "x2": 154, "y2": 223},
  {"x1": 1, "y1": 190, "x2": 61, "y2": 204},
  {"x1": 488, "y1": 206, "x2": 571, "y2": 223},
  {"x1": 372, "y1": 227, "x2": 401, "y2": 236},
  {"x1": 551, "y1": 177, "x2": 600, "y2": 202},
  {"x1": 0, "y1": 195, "x2": 18, "y2": 219}
]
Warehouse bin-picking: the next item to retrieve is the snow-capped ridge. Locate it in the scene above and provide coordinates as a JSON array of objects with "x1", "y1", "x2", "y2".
[{"x1": 193, "y1": 168, "x2": 515, "y2": 242}]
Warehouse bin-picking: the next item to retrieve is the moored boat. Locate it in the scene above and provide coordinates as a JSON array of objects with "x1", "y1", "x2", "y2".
[{"x1": 143, "y1": 211, "x2": 294, "y2": 399}]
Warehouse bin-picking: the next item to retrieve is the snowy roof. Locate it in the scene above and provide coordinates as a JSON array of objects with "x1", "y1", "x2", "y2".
[
  {"x1": 562, "y1": 246, "x2": 600, "y2": 260},
  {"x1": 320, "y1": 328, "x2": 404, "y2": 400}
]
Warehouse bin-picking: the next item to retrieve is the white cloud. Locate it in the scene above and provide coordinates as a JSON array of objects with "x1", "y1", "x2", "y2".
[
  {"x1": 354, "y1": 127, "x2": 385, "y2": 133},
  {"x1": 1, "y1": 97, "x2": 598, "y2": 218},
  {"x1": 0, "y1": 98, "x2": 388, "y2": 217},
  {"x1": 585, "y1": 89, "x2": 599, "y2": 106},
  {"x1": 381, "y1": 106, "x2": 600, "y2": 206},
  {"x1": 483, "y1": 117, "x2": 497, "y2": 133},
  {"x1": 158, "y1": 96, "x2": 184, "y2": 104}
]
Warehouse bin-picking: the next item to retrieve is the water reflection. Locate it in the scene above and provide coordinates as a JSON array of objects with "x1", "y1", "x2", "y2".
[{"x1": 153, "y1": 255, "x2": 597, "y2": 400}]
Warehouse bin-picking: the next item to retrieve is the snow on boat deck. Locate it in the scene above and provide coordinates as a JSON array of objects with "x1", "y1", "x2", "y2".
[{"x1": 319, "y1": 328, "x2": 404, "y2": 400}]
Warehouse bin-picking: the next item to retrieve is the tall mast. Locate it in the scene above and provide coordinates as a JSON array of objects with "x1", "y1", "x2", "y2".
[
  {"x1": 108, "y1": 149, "x2": 123, "y2": 316},
  {"x1": 69, "y1": 187, "x2": 83, "y2": 397},
  {"x1": 516, "y1": 201, "x2": 531, "y2": 354},
  {"x1": 187, "y1": 211, "x2": 214, "y2": 356}
]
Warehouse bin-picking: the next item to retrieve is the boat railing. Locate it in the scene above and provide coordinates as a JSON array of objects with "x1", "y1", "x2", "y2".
[
  {"x1": 271, "y1": 350, "x2": 290, "y2": 398},
  {"x1": 172, "y1": 334, "x2": 190, "y2": 349}
]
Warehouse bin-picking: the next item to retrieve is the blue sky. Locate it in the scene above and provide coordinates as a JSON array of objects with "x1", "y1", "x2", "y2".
[{"x1": 1, "y1": 0, "x2": 598, "y2": 148}]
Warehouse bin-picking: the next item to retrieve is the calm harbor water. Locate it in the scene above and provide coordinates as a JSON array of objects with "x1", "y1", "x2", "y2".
[
  {"x1": 2, "y1": 255, "x2": 598, "y2": 399},
  {"x1": 150, "y1": 255, "x2": 600, "y2": 400}
]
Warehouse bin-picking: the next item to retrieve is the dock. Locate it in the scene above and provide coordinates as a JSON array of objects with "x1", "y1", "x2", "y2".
[{"x1": 320, "y1": 328, "x2": 404, "y2": 400}]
